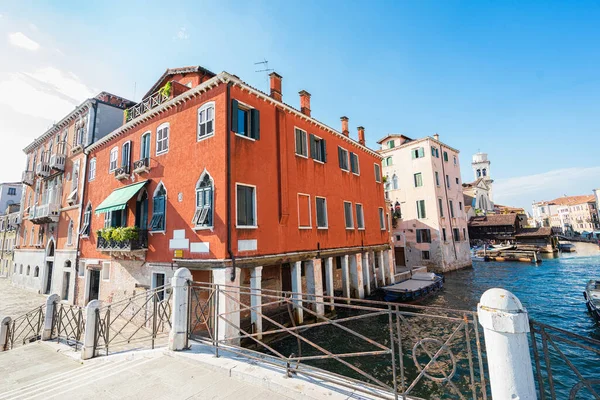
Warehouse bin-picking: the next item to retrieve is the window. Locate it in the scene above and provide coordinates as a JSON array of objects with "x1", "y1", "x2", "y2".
[
  {"x1": 449, "y1": 200, "x2": 455, "y2": 218},
  {"x1": 435, "y1": 171, "x2": 440, "y2": 186},
  {"x1": 416, "y1": 229, "x2": 431, "y2": 243},
  {"x1": 67, "y1": 220, "x2": 73, "y2": 246},
  {"x1": 232, "y1": 100, "x2": 260, "y2": 139},
  {"x1": 374, "y1": 164, "x2": 381, "y2": 183},
  {"x1": 109, "y1": 147, "x2": 118, "y2": 172},
  {"x1": 7, "y1": 188, "x2": 16, "y2": 196},
  {"x1": 343, "y1": 201, "x2": 354, "y2": 229},
  {"x1": 80, "y1": 204, "x2": 92, "y2": 236},
  {"x1": 463, "y1": 228, "x2": 467, "y2": 241},
  {"x1": 298, "y1": 194, "x2": 311, "y2": 228},
  {"x1": 379, "y1": 207, "x2": 386, "y2": 230},
  {"x1": 193, "y1": 173, "x2": 213, "y2": 228},
  {"x1": 27, "y1": 265, "x2": 30, "y2": 275},
  {"x1": 350, "y1": 152, "x2": 359, "y2": 174},
  {"x1": 316, "y1": 197, "x2": 328, "y2": 228},
  {"x1": 417, "y1": 200, "x2": 426, "y2": 219},
  {"x1": 443, "y1": 151, "x2": 448, "y2": 162},
  {"x1": 446, "y1": 175, "x2": 450, "y2": 188},
  {"x1": 414, "y1": 173, "x2": 423, "y2": 187},
  {"x1": 141, "y1": 132, "x2": 151, "y2": 159},
  {"x1": 455, "y1": 177, "x2": 459, "y2": 185},
  {"x1": 438, "y1": 198, "x2": 444, "y2": 217},
  {"x1": 459, "y1": 202, "x2": 463, "y2": 211},
  {"x1": 78, "y1": 261, "x2": 85, "y2": 277},
  {"x1": 442, "y1": 228, "x2": 447, "y2": 241},
  {"x1": 411, "y1": 147, "x2": 425, "y2": 159},
  {"x1": 422, "y1": 251, "x2": 430, "y2": 260},
  {"x1": 387, "y1": 140, "x2": 395, "y2": 149},
  {"x1": 431, "y1": 147, "x2": 439, "y2": 158},
  {"x1": 102, "y1": 261, "x2": 110, "y2": 281},
  {"x1": 384, "y1": 156, "x2": 393, "y2": 166},
  {"x1": 197, "y1": 102, "x2": 215, "y2": 140},
  {"x1": 453, "y1": 156, "x2": 457, "y2": 165},
  {"x1": 356, "y1": 204, "x2": 365, "y2": 229},
  {"x1": 156, "y1": 123, "x2": 170, "y2": 155},
  {"x1": 338, "y1": 147, "x2": 349, "y2": 171},
  {"x1": 482, "y1": 168, "x2": 487, "y2": 176},
  {"x1": 88, "y1": 158, "x2": 96, "y2": 181},
  {"x1": 453, "y1": 228, "x2": 461, "y2": 241},
  {"x1": 295, "y1": 128, "x2": 308, "y2": 157},
  {"x1": 29, "y1": 227, "x2": 34, "y2": 246},
  {"x1": 236, "y1": 184, "x2": 256, "y2": 227},
  {"x1": 392, "y1": 174, "x2": 399, "y2": 190},
  {"x1": 150, "y1": 184, "x2": 166, "y2": 231},
  {"x1": 477, "y1": 169, "x2": 481, "y2": 177},
  {"x1": 121, "y1": 141, "x2": 131, "y2": 171},
  {"x1": 152, "y1": 272, "x2": 167, "y2": 301},
  {"x1": 310, "y1": 134, "x2": 327, "y2": 162}
]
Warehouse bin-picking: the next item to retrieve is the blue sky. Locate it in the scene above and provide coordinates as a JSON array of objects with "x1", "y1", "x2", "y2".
[{"x1": 1, "y1": 0, "x2": 599, "y2": 211}]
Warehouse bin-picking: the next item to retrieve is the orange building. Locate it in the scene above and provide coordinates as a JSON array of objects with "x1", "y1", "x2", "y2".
[{"x1": 77, "y1": 67, "x2": 394, "y2": 329}]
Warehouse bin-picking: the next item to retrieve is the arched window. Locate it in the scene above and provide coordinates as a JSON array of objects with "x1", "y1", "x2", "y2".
[
  {"x1": 482, "y1": 168, "x2": 487, "y2": 177},
  {"x1": 150, "y1": 183, "x2": 167, "y2": 231},
  {"x1": 19, "y1": 264, "x2": 23, "y2": 274},
  {"x1": 34, "y1": 266, "x2": 39, "y2": 277},
  {"x1": 193, "y1": 171, "x2": 213, "y2": 228},
  {"x1": 67, "y1": 220, "x2": 74, "y2": 245},
  {"x1": 392, "y1": 174, "x2": 399, "y2": 190},
  {"x1": 80, "y1": 203, "x2": 92, "y2": 236},
  {"x1": 64, "y1": 260, "x2": 71, "y2": 268},
  {"x1": 385, "y1": 156, "x2": 392, "y2": 167},
  {"x1": 197, "y1": 102, "x2": 215, "y2": 140},
  {"x1": 477, "y1": 169, "x2": 481, "y2": 177},
  {"x1": 27, "y1": 265, "x2": 30, "y2": 275}
]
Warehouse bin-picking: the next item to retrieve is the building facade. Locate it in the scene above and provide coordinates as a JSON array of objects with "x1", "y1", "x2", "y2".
[
  {"x1": 379, "y1": 133, "x2": 471, "y2": 272},
  {"x1": 76, "y1": 67, "x2": 392, "y2": 320},
  {"x1": 0, "y1": 205, "x2": 20, "y2": 278},
  {"x1": 13, "y1": 93, "x2": 133, "y2": 299},
  {"x1": 532, "y1": 195, "x2": 599, "y2": 234},
  {"x1": 0, "y1": 183, "x2": 23, "y2": 214}
]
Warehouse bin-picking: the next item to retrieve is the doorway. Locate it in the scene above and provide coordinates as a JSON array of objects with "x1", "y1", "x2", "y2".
[
  {"x1": 45, "y1": 262, "x2": 53, "y2": 294},
  {"x1": 281, "y1": 263, "x2": 292, "y2": 293},
  {"x1": 89, "y1": 270, "x2": 100, "y2": 302}
]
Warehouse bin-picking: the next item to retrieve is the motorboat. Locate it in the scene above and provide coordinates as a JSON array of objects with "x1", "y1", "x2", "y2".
[
  {"x1": 584, "y1": 280, "x2": 600, "y2": 321},
  {"x1": 381, "y1": 272, "x2": 444, "y2": 302},
  {"x1": 558, "y1": 241, "x2": 576, "y2": 252}
]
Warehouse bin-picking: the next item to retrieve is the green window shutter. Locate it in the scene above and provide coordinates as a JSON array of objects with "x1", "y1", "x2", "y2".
[
  {"x1": 411, "y1": 150, "x2": 416, "y2": 159},
  {"x1": 418, "y1": 147, "x2": 424, "y2": 158},
  {"x1": 338, "y1": 147, "x2": 343, "y2": 168},
  {"x1": 444, "y1": 151, "x2": 448, "y2": 161},
  {"x1": 231, "y1": 100, "x2": 239, "y2": 133},
  {"x1": 309, "y1": 134, "x2": 316, "y2": 159},
  {"x1": 321, "y1": 139, "x2": 327, "y2": 162},
  {"x1": 250, "y1": 109, "x2": 260, "y2": 139}
]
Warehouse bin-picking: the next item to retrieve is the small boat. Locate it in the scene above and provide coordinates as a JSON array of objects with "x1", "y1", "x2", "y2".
[
  {"x1": 558, "y1": 241, "x2": 576, "y2": 252},
  {"x1": 584, "y1": 280, "x2": 600, "y2": 321},
  {"x1": 382, "y1": 272, "x2": 444, "y2": 302}
]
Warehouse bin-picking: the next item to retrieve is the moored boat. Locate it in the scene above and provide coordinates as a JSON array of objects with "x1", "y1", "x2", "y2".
[
  {"x1": 381, "y1": 272, "x2": 444, "y2": 302},
  {"x1": 558, "y1": 241, "x2": 576, "y2": 252},
  {"x1": 583, "y1": 280, "x2": 600, "y2": 321}
]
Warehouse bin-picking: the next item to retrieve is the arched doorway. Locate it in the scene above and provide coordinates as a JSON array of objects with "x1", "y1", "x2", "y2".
[{"x1": 45, "y1": 239, "x2": 55, "y2": 294}]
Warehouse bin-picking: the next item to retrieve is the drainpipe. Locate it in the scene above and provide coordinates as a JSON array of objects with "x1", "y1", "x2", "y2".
[
  {"x1": 226, "y1": 82, "x2": 236, "y2": 282},
  {"x1": 439, "y1": 143, "x2": 458, "y2": 260}
]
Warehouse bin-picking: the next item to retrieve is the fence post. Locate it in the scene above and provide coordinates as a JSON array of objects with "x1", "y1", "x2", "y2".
[
  {"x1": 81, "y1": 300, "x2": 101, "y2": 360},
  {"x1": 478, "y1": 288, "x2": 536, "y2": 400},
  {"x1": 169, "y1": 267, "x2": 192, "y2": 351},
  {"x1": 0, "y1": 316, "x2": 11, "y2": 351},
  {"x1": 42, "y1": 294, "x2": 60, "y2": 340}
]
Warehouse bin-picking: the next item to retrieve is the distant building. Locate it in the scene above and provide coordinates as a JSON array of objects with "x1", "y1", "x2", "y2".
[
  {"x1": 378, "y1": 133, "x2": 471, "y2": 273},
  {"x1": 462, "y1": 152, "x2": 494, "y2": 219},
  {"x1": 0, "y1": 182, "x2": 23, "y2": 215},
  {"x1": 468, "y1": 214, "x2": 521, "y2": 242},
  {"x1": 532, "y1": 195, "x2": 599, "y2": 235},
  {"x1": 0, "y1": 205, "x2": 20, "y2": 277}
]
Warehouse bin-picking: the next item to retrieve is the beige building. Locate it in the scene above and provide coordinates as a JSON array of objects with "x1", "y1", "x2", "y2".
[
  {"x1": 378, "y1": 133, "x2": 471, "y2": 273},
  {"x1": 532, "y1": 195, "x2": 599, "y2": 234},
  {"x1": 0, "y1": 205, "x2": 20, "y2": 278}
]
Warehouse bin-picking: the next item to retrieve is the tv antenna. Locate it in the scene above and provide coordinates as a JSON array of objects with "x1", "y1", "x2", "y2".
[{"x1": 255, "y1": 59, "x2": 274, "y2": 74}]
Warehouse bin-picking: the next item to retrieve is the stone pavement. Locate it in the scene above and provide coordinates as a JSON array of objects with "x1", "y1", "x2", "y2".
[{"x1": 0, "y1": 278, "x2": 46, "y2": 318}]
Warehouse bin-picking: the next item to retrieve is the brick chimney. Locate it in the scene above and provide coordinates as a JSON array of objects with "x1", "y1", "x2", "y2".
[
  {"x1": 340, "y1": 116, "x2": 349, "y2": 136},
  {"x1": 357, "y1": 126, "x2": 365, "y2": 146},
  {"x1": 299, "y1": 90, "x2": 311, "y2": 116},
  {"x1": 269, "y1": 72, "x2": 282, "y2": 101}
]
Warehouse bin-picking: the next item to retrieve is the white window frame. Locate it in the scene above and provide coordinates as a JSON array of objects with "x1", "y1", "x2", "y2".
[
  {"x1": 88, "y1": 158, "x2": 96, "y2": 181},
  {"x1": 235, "y1": 183, "x2": 257, "y2": 229},
  {"x1": 197, "y1": 101, "x2": 215, "y2": 141},
  {"x1": 102, "y1": 261, "x2": 110, "y2": 281},
  {"x1": 109, "y1": 147, "x2": 118, "y2": 172},
  {"x1": 72, "y1": 160, "x2": 80, "y2": 193},
  {"x1": 339, "y1": 146, "x2": 349, "y2": 172},
  {"x1": 297, "y1": 193, "x2": 312, "y2": 229},
  {"x1": 350, "y1": 152, "x2": 360, "y2": 175},
  {"x1": 343, "y1": 201, "x2": 354, "y2": 229},
  {"x1": 80, "y1": 203, "x2": 92, "y2": 237},
  {"x1": 294, "y1": 127, "x2": 308, "y2": 158},
  {"x1": 379, "y1": 207, "x2": 386, "y2": 230},
  {"x1": 193, "y1": 171, "x2": 214, "y2": 230},
  {"x1": 122, "y1": 140, "x2": 131, "y2": 169},
  {"x1": 356, "y1": 203, "x2": 365, "y2": 230},
  {"x1": 78, "y1": 260, "x2": 85, "y2": 277},
  {"x1": 312, "y1": 134, "x2": 326, "y2": 164},
  {"x1": 141, "y1": 131, "x2": 151, "y2": 159},
  {"x1": 150, "y1": 182, "x2": 167, "y2": 233},
  {"x1": 156, "y1": 123, "x2": 170, "y2": 155},
  {"x1": 315, "y1": 196, "x2": 328, "y2": 229},
  {"x1": 234, "y1": 101, "x2": 256, "y2": 141},
  {"x1": 374, "y1": 163, "x2": 381, "y2": 183}
]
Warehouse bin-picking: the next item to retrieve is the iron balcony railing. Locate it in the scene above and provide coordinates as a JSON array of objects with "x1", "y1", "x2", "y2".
[
  {"x1": 114, "y1": 165, "x2": 130, "y2": 180},
  {"x1": 97, "y1": 229, "x2": 148, "y2": 252},
  {"x1": 125, "y1": 91, "x2": 170, "y2": 122},
  {"x1": 133, "y1": 157, "x2": 150, "y2": 174},
  {"x1": 22, "y1": 170, "x2": 34, "y2": 186}
]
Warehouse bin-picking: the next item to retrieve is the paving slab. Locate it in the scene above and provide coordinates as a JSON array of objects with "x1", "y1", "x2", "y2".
[{"x1": 0, "y1": 278, "x2": 47, "y2": 318}]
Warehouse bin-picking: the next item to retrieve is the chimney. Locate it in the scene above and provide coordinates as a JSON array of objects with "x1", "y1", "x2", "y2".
[
  {"x1": 269, "y1": 72, "x2": 282, "y2": 101},
  {"x1": 340, "y1": 116, "x2": 349, "y2": 136},
  {"x1": 433, "y1": 133, "x2": 440, "y2": 141},
  {"x1": 357, "y1": 126, "x2": 365, "y2": 146},
  {"x1": 299, "y1": 90, "x2": 311, "y2": 116}
]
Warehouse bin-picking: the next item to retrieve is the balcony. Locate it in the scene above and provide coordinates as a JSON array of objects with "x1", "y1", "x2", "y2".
[
  {"x1": 22, "y1": 171, "x2": 34, "y2": 186},
  {"x1": 71, "y1": 143, "x2": 83, "y2": 155},
  {"x1": 49, "y1": 143, "x2": 67, "y2": 171},
  {"x1": 115, "y1": 165, "x2": 130, "y2": 180},
  {"x1": 35, "y1": 162, "x2": 50, "y2": 178},
  {"x1": 133, "y1": 158, "x2": 150, "y2": 174},
  {"x1": 124, "y1": 81, "x2": 189, "y2": 123},
  {"x1": 29, "y1": 203, "x2": 60, "y2": 224},
  {"x1": 97, "y1": 229, "x2": 148, "y2": 259}
]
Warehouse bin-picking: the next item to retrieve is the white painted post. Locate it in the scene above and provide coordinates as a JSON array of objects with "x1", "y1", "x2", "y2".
[
  {"x1": 0, "y1": 316, "x2": 11, "y2": 351},
  {"x1": 341, "y1": 255, "x2": 351, "y2": 302},
  {"x1": 291, "y1": 261, "x2": 303, "y2": 324},
  {"x1": 385, "y1": 249, "x2": 395, "y2": 284},
  {"x1": 42, "y1": 294, "x2": 60, "y2": 340},
  {"x1": 81, "y1": 300, "x2": 101, "y2": 360},
  {"x1": 378, "y1": 251, "x2": 387, "y2": 286},
  {"x1": 324, "y1": 257, "x2": 335, "y2": 310},
  {"x1": 362, "y1": 252, "x2": 371, "y2": 296},
  {"x1": 478, "y1": 288, "x2": 536, "y2": 400},
  {"x1": 212, "y1": 267, "x2": 241, "y2": 345},
  {"x1": 305, "y1": 259, "x2": 324, "y2": 316},
  {"x1": 349, "y1": 254, "x2": 365, "y2": 299},
  {"x1": 169, "y1": 267, "x2": 192, "y2": 351},
  {"x1": 370, "y1": 250, "x2": 378, "y2": 289},
  {"x1": 249, "y1": 266, "x2": 263, "y2": 340}
]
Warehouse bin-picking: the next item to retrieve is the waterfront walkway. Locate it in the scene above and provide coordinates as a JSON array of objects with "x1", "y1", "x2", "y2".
[{"x1": 0, "y1": 278, "x2": 46, "y2": 318}]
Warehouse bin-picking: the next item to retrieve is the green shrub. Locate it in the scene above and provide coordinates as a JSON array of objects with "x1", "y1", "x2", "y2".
[{"x1": 159, "y1": 82, "x2": 172, "y2": 98}]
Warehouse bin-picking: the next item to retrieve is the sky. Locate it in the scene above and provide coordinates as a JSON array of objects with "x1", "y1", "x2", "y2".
[{"x1": 1, "y1": 0, "x2": 599, "y2": 212}]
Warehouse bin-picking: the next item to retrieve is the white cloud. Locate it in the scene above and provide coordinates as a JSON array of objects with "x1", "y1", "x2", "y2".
[
  {"x1": 8, "y1": 32, "x2": 40, "y2": 51},
  {"x1": 175, "y1": 27, "x2": 189, "y2": 40}
]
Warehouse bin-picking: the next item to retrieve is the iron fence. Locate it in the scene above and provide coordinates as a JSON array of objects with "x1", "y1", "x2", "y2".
[
  {"x1": 93, "y1": 285, "x2": 172, "y2": 357},
  {"x1": 530, "y1": 320, "x2": 600, "y2": 400},
  {"x1": 51, "y1": 303, "x2": 85, "y2": 350},
  {"x1": 187, "y1": 282, "x2": 489, "y2": 400},
  {"x1": 2, "y1": 305, "x2": 44, "y2": 351}
]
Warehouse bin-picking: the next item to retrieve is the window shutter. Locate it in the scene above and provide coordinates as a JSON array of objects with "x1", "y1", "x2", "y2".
[
  {"x1": 250, "y1": 109, "x2": 260, "y2": 139},
  {"x1": 412, "y1": 150, "x2": 416, "y2": 159},
  {"x1": 309, "y1": 134, "x2": 316, "y2": 159},
  {"x1": 419, "y1": 148, "x2": 424, "y2": 158},
  {"x1": 321, "y1": 139, "x2": 327, "y2": 162},
  {"x1": 231, "y1": 100, "x2": 239, "y2": 133},
  {"x1": 338, "y1": 147, "x2": 343, "y2": 168}
]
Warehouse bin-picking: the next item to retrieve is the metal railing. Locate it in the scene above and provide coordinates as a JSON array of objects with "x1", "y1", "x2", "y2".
[
  {"x1": 133, "y1": 157, "x2": 150, "y2": 173},
  {"x1": 51, "y1": 303, "x2": 85, "y2": 350},
  {"x1": 187, "y1": 282, "x2": 489, "y2": 400},
  {"x1": 93, "y1": 285, "x2": 172, "y2": 356},
  {"x1": 125, "y1": 90, "x2": 170, "y2": 122},
  {"x1": 96, "y1": 229, "x2": 148, "y2": 252},
  {"x1": 530, "y1": 320, "x2": 600, "y2": 399},
  {"x1": 114, "y1": 165, "x2": 130, "y2": 179},
  {"x1": 2, "y1": 305, "x2": 44, "y2": 351}
]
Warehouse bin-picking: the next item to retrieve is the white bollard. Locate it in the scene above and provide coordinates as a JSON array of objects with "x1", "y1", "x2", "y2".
[
  {"x1": 42, "y1": 294, "x2": 60, "y2": 340},
  {"x1": 0, "y1": 316, "x2": 11, "y2": 351},
  {"x1": 478, "y1": 288, "x2": 537, "y2": 400},
  {"x1": 81, "y1": 300, "x2": 101, "y2": 360},
  {"x1": 169, "y1": 267, "x2": 192, "y2": 351}
]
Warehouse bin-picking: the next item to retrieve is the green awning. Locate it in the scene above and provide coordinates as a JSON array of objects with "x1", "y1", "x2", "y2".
[{"x1": 95, "y1": 180, "x2": 148, "y2": 215}]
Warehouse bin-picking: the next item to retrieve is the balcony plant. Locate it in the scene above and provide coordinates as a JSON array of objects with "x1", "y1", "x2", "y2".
[
  {"x1": 97, "y1": 226, "x2": 139, "y2": 243},
  {"x1": 159, "y1": 82, "x2": 172, "y2": 98}
]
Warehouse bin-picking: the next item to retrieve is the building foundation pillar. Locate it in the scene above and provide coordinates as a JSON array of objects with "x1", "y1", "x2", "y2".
[
  {"x1": 324, "y1": 257, "x2": 335, "y2": 310},
  {"x1": 305, "y1": 259, "x2": 324, "y2": 316},
  {"x1": 212, "y1": 267, "x2": 241, "y2": 345},
  {"x1": 362, "y1": 252, "x2": 371, "y2": 296},
  {"x1": 341, "y1": 255, "x2": 351, "y2": 302},
  {"x1": 250, "y1": 266, "x2": 263, "y2": 339},
  {"x1": 349, "y1": 254, "x2": 365, "y2": 299},
  {"x1": 291, "y1": 261, "x2": 303, "y2": 324}
]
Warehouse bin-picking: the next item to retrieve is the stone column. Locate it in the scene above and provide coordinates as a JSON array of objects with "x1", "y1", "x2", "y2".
[
  {"x1": 324, "y1": 257, "x2": 335, "y2": 310},
  {"x1": 362, "y1": 252, "x2": 371, "y2": 296},
  {"x1": 212, "y1": 267, "x2": 241, "y2": 345},
  {"x1": 168, "y1": 267, "x2": 192, "y2": 351},
  {"x1": 377, "y1": 251, "x2": 387, "y2": 286},
  {"x1": 370, "y1": 250, "x2": 378, "y2": 289},
  {"x1": 42, "y1": 294, "x2": 60, "y2": 340},
  {"x1": 349, "y1": 254, "x2": 364, "y2": 299},
  {"x1": 0, "y1": 316, "x2": 11, "y2": 351},
  {"x1": 305, "y1": 259, "x2": 324, "y2": 316},
  {"x1": 385, "y1": 249, "x2": 395, "y2": 284},
  {"x1": 250, "y1": 266, "x2": 263, "y2": 340},
  {"x1": 340, "y1": 255, "x2": 351, "y2": 302},
  {"x1": 291, "y1": 261, "x2": 303, "y2": 324},
  {"x1": 81, "y1": 300, "x2": 100, "y2": 360}
]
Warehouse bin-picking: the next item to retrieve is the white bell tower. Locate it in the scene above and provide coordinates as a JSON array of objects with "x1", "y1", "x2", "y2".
[{"x1": 472, "y1": 152, "x2": 493, "y2": 201}]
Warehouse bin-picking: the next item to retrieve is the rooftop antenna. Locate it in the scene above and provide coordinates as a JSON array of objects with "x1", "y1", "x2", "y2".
[{"x1": 255, "y1": 59, "x2": 274, "y2": 87}]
